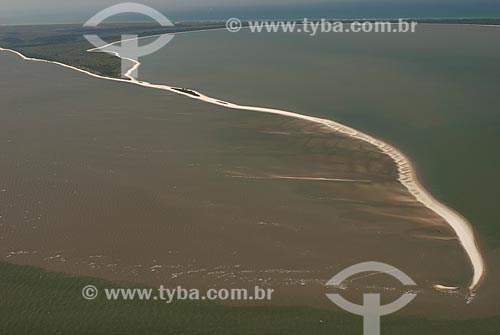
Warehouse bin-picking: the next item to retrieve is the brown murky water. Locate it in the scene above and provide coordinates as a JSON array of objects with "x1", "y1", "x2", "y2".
[{"x1": 0, "y1": 49, "x2": 498, "y2": 318}]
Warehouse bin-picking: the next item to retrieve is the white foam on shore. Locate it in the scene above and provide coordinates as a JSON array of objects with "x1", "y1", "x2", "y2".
[
  {"x1": 0, "y1": 30, "x2": 486, "y2": 294},
  {"x1": 434, "y1": 284, "x2": 460, "y2": 291},
  {"x1": 228, "y1": 175, "x2": 373, "y2": 183}
]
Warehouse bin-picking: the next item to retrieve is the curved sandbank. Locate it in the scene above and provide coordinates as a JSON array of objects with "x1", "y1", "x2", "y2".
[{"x1": 0, "y1": 31, "x2": 486, "y2": 294}]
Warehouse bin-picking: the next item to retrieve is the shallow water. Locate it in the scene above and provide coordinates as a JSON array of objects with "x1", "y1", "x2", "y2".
[
  {"x1": 2, "y1": 23, "x2": 500, "y2": 327},
  {"x1": 0, "y1": 49, "x2": 488, "y2": 316},
  {"x1": 139, "y1": 25, "x2": 500, "y2": 251}
]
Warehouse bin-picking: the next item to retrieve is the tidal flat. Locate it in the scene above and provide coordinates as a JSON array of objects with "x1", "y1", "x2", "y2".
[
  {"x1": 0, "y1": 50, "x2": 478, "y2": 313},
  {"x1": 1, "y1": 23, "x2": 500, "y2": 333},
  {"x1": 138, "y1": 25, "x2": 500, "y2": 251}
]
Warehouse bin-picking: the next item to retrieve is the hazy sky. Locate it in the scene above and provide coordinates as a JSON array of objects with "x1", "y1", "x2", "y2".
[{"x1": 1, "y1": 0, "x2": 500, "y2": 24}]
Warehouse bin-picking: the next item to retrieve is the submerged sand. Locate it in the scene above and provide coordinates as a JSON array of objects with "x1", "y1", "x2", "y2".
[{"x1": 0, "y1": 50, "x2": 495, "y2": 317}]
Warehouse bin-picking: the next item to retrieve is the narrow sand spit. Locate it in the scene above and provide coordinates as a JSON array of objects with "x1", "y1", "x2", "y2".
[{"x1": 0, "y1": 32, "x2": 486, "y2": 297}]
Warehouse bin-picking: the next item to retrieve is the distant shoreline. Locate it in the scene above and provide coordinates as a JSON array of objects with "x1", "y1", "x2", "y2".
[{"x1": 1, "y1": 17, "x2": 500, "y2": 28}]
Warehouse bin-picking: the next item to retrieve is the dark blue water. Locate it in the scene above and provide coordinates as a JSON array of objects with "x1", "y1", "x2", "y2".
[
  {"x1": 170, "y1": 2, "x2": 500, "y2": 21},
  {"x1": 4, "y1": 2, "x2": 500, "y2": 25}
]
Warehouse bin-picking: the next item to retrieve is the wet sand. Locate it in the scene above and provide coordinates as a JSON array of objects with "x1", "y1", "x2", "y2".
[
  {"x1": 138, "y1": 26, "x2": 500, "y2": 264},
  {"x1": 0, "y1": 51, "x2": 494, "y2": 317}
]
